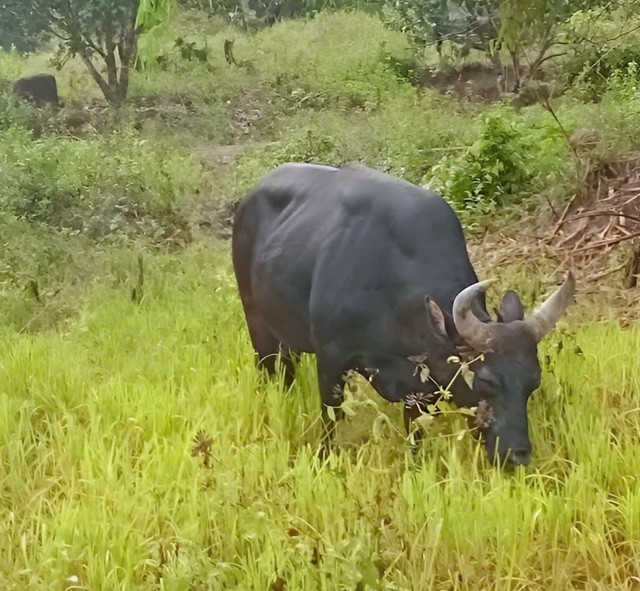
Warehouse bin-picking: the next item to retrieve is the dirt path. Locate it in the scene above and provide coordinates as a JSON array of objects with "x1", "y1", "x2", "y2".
[
  {"x1": 187, "y1": 143, "x2": 249, "y2": 240},
  {"x1": 194, "y1": 144, "x2": 247, "y2": 176}
]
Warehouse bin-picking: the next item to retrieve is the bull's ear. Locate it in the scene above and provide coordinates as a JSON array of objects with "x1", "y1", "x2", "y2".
[
  {"x1": 497, "y1": 290, "x2": 524, "y2": 323},
  {"x1": 424, "y1": 297, "x2": 448, "y2": 339}
]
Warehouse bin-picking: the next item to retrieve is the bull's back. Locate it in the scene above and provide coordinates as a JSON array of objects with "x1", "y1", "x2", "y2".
[
  {"x1": 232, "y1": 165, "x2": 340, "y2": 347},
  {"x1": 310, "y1": 166, "x2": 477, "y2": 313},
  {"x1": 232, "y1": 163, "x2": 340, "y2": 283},
  {"x1": 232, "y1": 163, "x2": 477, "y2": 351}
]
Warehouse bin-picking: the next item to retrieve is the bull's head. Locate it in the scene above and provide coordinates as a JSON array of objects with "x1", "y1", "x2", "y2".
[{"x1": 446, "y1": 273, "x2": 575, "y2": 468}]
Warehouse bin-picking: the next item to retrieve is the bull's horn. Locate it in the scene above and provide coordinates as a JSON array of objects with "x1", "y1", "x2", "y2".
[
  {"x1": 527, "y1": 272, "x2": 576, "y2": 342},
  {"x1": 452, "y1": 280, "x2": 496, "y2": 351}
]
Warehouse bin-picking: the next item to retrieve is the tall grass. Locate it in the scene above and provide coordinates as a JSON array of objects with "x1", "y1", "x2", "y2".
[
  {"x1": 133, "y1": 11, "x2": 413, "y2": 102},
  {"x1": 2, "y1": 9, "x2": 640, "y2": 588},
  {"x1": 0, "y1": 246, "x2": 638, "y2": 590}
]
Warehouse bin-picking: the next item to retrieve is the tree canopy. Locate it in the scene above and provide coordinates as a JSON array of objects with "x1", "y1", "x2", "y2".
[
  {"x1": 0, "y1": 0, "x2": 176, "y2": 104},
  {"x1": 383, "y1": 0, "x2": 619, "y2": 92}
]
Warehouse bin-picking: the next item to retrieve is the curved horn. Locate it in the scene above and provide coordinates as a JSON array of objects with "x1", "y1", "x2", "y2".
[
  {"x1": 452, "y1": 280, "x2": 496, "y2": 351},
  {"x1": 527, "y1": 272, "x2": 576, "y2": 342}
]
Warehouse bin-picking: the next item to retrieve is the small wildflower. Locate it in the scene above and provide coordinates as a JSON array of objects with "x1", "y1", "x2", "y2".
[
  {"x1": 404, "y1": 391, "x2": 435, "y2": 409},
  {"x1": 474, "y1": 400, "x2": 495, "y2": 430}
]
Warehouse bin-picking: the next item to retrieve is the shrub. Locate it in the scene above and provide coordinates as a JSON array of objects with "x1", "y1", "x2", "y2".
[
  {"x1": 0, "y1": 91, "x2": 35, "y2": 129},
  {"x1": 564, "y1": 6, "x2": 640, "y2": 101},
  {"x1": 427, "y1": 111, "x2": 567, "y2": 212},
  {"x1": 0, "y1": 125, "x2": 203, "y2": 240}
]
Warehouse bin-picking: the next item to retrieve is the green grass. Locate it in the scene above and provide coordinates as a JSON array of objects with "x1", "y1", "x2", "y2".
[
  {"x1": 2, "y1": 7, "x2": 640, "y2": 589},
  {"x1": 1, "y1": 245, "x2": 639, "y2": 590}
]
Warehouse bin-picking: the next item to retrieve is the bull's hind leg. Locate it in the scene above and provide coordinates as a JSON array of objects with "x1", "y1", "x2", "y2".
[{"x1": 246, "y1": 313, "x2": 296, "y2": 385}]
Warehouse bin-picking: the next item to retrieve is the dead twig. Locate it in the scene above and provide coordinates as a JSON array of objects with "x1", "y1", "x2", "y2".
[
  {"x1": 590, "y1": 262, "x2": 628, "y2": 281},
  {"x1": 573, "y1": 230, "x2": 640, "y2": 254},
  {"x1": 557, "y1": 209, "x2": 640, "y2": 226},
  {"x1": 550, "y1": 193, "x2": 578, "y2": 238}
]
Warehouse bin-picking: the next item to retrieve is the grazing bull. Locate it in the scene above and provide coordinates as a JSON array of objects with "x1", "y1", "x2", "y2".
[
  {"x1": 13, "y1": 74, "x2": 59, "y2": 107},
  {"x1": 232, "y1": 163, "x2": 575, "y2": 468}
]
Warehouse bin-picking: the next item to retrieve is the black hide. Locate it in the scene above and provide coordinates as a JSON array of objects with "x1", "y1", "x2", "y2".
[{"x1": 232, "y1": 163, "x2": 552, "y2": 467}]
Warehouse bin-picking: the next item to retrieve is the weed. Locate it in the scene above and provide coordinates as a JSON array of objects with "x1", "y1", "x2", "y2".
[{"x1": 0, "y1": 125, "x2": 202, "y2": 240}]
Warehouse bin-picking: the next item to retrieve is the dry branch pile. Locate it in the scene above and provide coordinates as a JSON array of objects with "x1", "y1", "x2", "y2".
[
  {"x1": 550, "y1": 158, "x2": 640, "y2": 289},
  {"x1": 468, "y1": 158, "x2": 640, "y2": 322}
]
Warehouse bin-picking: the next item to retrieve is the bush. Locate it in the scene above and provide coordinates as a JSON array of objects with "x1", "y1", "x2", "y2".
[
  {"x1": 0, "y1": 91, "x2": 35, "y2": 129},
  {"x1": 0, "y1": 125, "x2": 203, "y2": 240},
  {"x1": 564, "y1": 6, "x2": 640, "y2": 101},
  {"x1": 427, "y1": 110, "x2": 568, "y2": 212},
  {"x1": 604, "y1": 62, "x2": 640, "y2": 108}
]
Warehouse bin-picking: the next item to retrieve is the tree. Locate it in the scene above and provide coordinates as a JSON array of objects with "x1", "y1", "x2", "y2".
[
  {"x1": 384, "y1": 0, "x2": 614, "y2": 92},
  {"x1": 384, "y1": 0, "x2": 499, "y2": 57},
  {"x1": 0, "y1": 11, "x2": 38, "y2": 52},
  {"x1": 498, "y1": 0, "x2": 595, "y2": 92},
  {"x1": 0, "y1": 0, "x2": 176, "y2": 104}
]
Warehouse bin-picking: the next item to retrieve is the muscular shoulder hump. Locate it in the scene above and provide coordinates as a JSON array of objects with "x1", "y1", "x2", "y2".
[
  {"x1": 337, "y1": 164, "x2": 451, "y2": 217},
  {"x1": 247, "y1": 163, "x2": 335, "y2": 206}
]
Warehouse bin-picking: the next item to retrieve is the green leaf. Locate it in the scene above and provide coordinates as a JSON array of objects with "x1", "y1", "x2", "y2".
[
  {"x1": 415, "y1": 413, "x2": 435, "y2": 432},
  {"x1": 326, "y1": 406, "x2": 336, "y2": 421},
  {"x1": 460, "y1": 362, "x2": 475, "y2": 389}
]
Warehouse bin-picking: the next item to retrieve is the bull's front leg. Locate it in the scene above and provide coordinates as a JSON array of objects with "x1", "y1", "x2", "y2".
[
  {"x1": 403, "y1": 398, "x2": 427, "y2": 449},
  {"x1": 316, "y1": 356, "x2": 348, "y2": 458}
]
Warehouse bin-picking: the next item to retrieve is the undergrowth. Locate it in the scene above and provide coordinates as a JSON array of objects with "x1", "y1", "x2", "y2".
[
  {"x1": 1, "y1": 8, "x2": 640, "y2": 588},
  {"x1": 0, "y1": 249, "x2": 638, "y2": 590},
  {"x1": 0, "y1": 125, "x2": 202, "y2": 240}
]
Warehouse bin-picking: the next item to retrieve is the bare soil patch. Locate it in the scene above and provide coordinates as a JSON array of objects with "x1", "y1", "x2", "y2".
[
  {"x1": 188, "y1": 143, "x2": 246, "y2": 240},
  {"x1": 417, "y1": 63, "x2": 503, "y2": 102},
  {"x1": 416, "y1": 63, "x2": 559, "y2": 106}
]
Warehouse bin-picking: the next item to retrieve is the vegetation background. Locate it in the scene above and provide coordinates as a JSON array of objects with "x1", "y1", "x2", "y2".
[{"x1": 1, "y1": 0, "x2": 640, "y2": 589}]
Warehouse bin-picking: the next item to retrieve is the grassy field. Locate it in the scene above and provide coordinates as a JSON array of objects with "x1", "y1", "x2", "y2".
[
  {"x1": 0, "y1": 243, "x2": 638, "y2": 590},
  {"x1": 2, "y1": 6, "x2": 640, "y2": 590}
]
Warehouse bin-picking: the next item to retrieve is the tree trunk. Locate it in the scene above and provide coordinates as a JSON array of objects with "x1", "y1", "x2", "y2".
[
  {"x1": 115, "y1": 25, "x2": 141, "y2": 104},
  {"x1": 77, "y1": 23, "x2": 140, "y2": 105},
  {"x1": 510, "y1": 48, "x2": 521, "y2": 93},
  {"x1": 104, "y1": 47, "x2": 119, "y2": 98},
  {"x1": 78, "y1": 49, "x2": 118, "y2": 103}
]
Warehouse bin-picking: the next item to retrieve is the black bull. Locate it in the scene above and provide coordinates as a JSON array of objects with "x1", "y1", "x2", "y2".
[
  {"x1": 232, "y1": 164, "x2": 575, "y2": 468},
  {"x1": 13, "y1": 74, "x2": 59, "y2": 107}
]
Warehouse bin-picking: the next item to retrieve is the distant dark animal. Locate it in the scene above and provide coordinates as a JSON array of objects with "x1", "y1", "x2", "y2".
[
  {"x1": 232, "y1": 163, "x2": 575, "y2": 468},
  {"x1": 13, "y1": 74, "x2": 59, "y2": 107}
]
